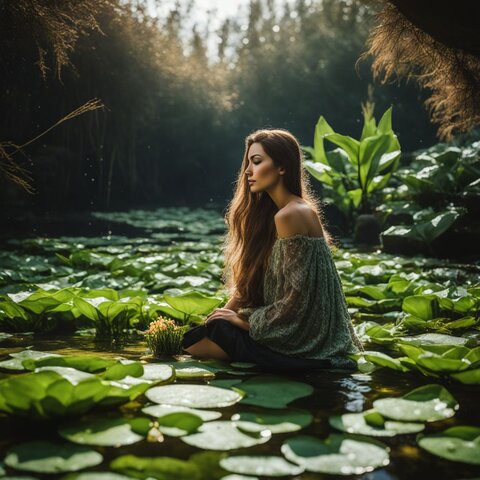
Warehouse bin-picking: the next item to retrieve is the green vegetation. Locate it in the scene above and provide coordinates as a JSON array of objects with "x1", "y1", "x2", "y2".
[
  {"x1": 303, "y1": 103, "x2": 401, "y2": 222},
  {"x1": 0, "y1": 206, "x2": 478, "y2": 478}
]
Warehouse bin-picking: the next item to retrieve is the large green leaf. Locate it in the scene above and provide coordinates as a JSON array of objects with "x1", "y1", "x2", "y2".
[
  {"x1": 313, "y1": 115, "x2": 335, "y2": 164},
  {"x1": 358, "y1": 134, "x2": 391, "y2": 189},
  {"x1": 324, "y1": 133, "x2": 360, "y2": 166}
]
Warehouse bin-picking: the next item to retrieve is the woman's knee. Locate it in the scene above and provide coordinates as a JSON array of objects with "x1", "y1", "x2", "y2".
[{"x1": 206, "y1": 318, "x2": 230, "y2": 328}]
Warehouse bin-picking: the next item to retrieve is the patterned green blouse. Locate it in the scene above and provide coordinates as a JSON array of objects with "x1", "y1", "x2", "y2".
[{"x1": 237, "y1": 234, "x2": 365, "y2": 369}]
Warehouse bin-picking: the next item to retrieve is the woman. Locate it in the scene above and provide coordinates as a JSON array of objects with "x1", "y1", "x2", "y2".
[{"x1": 182, "y1": 128, "x2": 364, "y2": 371}]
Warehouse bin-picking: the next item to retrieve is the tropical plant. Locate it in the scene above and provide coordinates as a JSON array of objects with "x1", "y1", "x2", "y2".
[{"x1": 302, "y1": 102, "x2": 401, "y2": 227}]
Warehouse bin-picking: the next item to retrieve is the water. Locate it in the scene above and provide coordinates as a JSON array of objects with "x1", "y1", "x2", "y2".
[{"x1": 0, "y1": 208, "x2": 478, "y2": 479}]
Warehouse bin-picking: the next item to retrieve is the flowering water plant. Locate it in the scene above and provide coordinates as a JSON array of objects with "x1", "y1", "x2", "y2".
[{"x1": 144, "y1": 316, "x2": 189, "y2": 357}]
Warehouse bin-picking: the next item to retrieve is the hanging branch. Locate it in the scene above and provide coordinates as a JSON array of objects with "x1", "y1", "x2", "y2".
[{"x1": 0, "y1": 99, "x2": 104, "y2": 193}]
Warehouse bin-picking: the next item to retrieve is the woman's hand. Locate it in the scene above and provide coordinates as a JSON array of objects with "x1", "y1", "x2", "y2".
[{"x1": 204, "y1": 308, "x2": 250, "y2": 331}]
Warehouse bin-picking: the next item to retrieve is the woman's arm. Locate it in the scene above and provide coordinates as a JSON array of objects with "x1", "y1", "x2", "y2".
[{"x1": 223, "y1": 292, "x2": 241, "y2": 311}]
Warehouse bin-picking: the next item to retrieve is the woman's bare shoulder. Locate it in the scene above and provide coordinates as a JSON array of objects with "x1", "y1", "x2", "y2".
[{"x1": 274, "y1": 202, "x2": 323, "y2": 237}]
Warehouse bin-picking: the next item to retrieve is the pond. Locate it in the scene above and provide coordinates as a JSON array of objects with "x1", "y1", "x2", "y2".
[{"x1": 0, "y1": 207, "x2": 479, "y2": 479}]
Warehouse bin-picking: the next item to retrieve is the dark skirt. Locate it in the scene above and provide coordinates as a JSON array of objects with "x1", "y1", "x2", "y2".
[{"x1": 181, "y1": 318, "x2": 334, "y2": 372}]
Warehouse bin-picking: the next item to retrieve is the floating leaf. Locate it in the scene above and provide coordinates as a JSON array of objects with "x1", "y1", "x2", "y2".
[
  {"x1": 329, "y1": 408, "x2": 425, "y2": 436},
  {"x1": 62, "y1": 473, "x2": 134, "y2": 480},
  {"x1": 142, "y1": 404, "x2": 221, "y2": 422},
  {"x1": 110, "y1": 454, "x2": 202, "y2": 480},
  {"x1": 181, "y1": 421, "x2": 271, "y2": 450},
  {"x1": 372, "y1": 384, "x2": 459, "y2": 422},
  {"x1": 145, "y1": 384, "x2": 243, "y2": 409},
  {"x1": 231, "y1": 409, "x2": 313, "y2": 434},
  {"x1": 156, "y1": 412, "x2": 204, "y2": 436},
  {"x1": 0, "y1": 349, "x2": 61, "y2": 371},
  {"x1": 220, "y1": 456, "x2": 304, "y2": 476},
  {"x1": 417, "y1": 426, "x2": 480, "y2": 465},
  {"x1": 235, "y1": 375, "x2": 313, "y2": 409},
  {"x1": 281, "y1": 434, "x2": 390, "y2": 475},
  {"x1": 4, "y1": 441, "x2": 103, "y2": 474},
  {"x1": 58, "y1": 416, "x2": 151, "y2": 446}
]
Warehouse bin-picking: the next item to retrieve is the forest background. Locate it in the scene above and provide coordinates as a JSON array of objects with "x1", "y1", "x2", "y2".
[{"x1": 0, "y1": 0, "x2": 440, "y2": 214}]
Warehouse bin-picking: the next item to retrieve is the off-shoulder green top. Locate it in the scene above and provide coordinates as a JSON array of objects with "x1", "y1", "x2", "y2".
[{"x1": 237, "y1": 234, "x2": 365, "y2": 369}]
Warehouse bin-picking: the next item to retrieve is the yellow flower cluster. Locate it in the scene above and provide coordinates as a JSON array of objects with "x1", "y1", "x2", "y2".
[{"x1": 146, "y1": 316, "x2": 179, "y2": 334}]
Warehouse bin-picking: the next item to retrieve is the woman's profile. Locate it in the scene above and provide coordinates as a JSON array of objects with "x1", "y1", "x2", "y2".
[{"x1": 181, "y1": 128, "x2": 364, "y2": 371}]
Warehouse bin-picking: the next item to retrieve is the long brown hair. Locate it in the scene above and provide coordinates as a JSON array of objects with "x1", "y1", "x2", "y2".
[{"x1": 222, "y1": 128, "x2": 336, "y2": 309}]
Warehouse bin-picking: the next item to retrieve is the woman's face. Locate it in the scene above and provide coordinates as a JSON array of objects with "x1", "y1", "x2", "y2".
[{"x1": 244, "y1": 142, "x2": 283, "y2": 192}]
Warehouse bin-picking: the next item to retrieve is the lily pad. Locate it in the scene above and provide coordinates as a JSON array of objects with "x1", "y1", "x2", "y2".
[
  {"x1": 0, "y1": 350, "x2": 61, "y2": 371},
  {"x1": 142, "y1": 404, "x2": 221, "y2": 421},
  {"x1": 4, "y1": 441, "x2": 103, "y2": 473},
  {"x1": 231, "y1": 409, "x2": 313, "y2": 434},
  {"x1": 174, "y1": 366, "x2": 216, "y2": 380},
  {"x1": 181, "y1": 420, "x2": 271, "y2": 450},
  {"x1": 140, "y1": 363, "x2": 175, "y2": 382},
  {"x1": 145, "y1": 384, "x2": 243, "y2": 408},
  {"x1": 329, "y1": 408, "x2": 425, "y2": 436},
  {"x1": 221, "y1": 476, "x2": 259, "y2": 480},
  {"x1": 62, "y1": 474, "x2": 135, "y2": 480},
  {"x1": 110, "y1": 454, "x2": 202, "y2": 480},
  {"x1": 398, "y1": 333, "x2": 469, "y2": 351},
  {"x1": 451, "y1": 368, "x2": 480, "y2": 385},
  {"x1": 235, "y1": 375, "x2": 314, "y2": 409},
  {"x1": 350, "y1": 351, "x2": 409, "y2": 372},
  {"x1": 220, "y1": 456, "x2": 304, "y2": 476},
  {"x1": 372, "y1": 384, "x2": 459, "y2": 422},
  {"x1": 417, "y1": 425, "x2": 480, "y2": 465},
  {"x1": 156, "y1": 412, "x2": 204, "y2": 436},
  {"x1": 58, "y1": 416, "x2": 151, "y2": 446},
  {"x1": 281, "y1": 434, "x2": 390, "y2": 475}
]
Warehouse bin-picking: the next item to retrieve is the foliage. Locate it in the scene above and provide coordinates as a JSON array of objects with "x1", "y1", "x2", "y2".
[
  {"x1": 144, "y1": 317, "x2": 189, "y2": 356},
  {"x1": 379, "y1": 134, "x2": 480, "y2": 255},
  {"x1": 303, "y1": 103, "x2": 401, "y2": 224}
]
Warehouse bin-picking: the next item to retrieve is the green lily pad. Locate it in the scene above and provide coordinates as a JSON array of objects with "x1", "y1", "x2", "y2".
[
  {"x1": 0, "y1": 350, "x2": 61, "y2": 371},
  {"x1": 140, "y1": 363, "x2": 175, "y2": 382},
  {"x1": 142, "y1": 404, "x2": 221, "y2": 421},
  {"x1": 156, "y1": 412, "x2": 204, "y2": 436},
  {"x1": 62, "y1": 474, "x2": 135, "y2": 480},
  {"x1": 230, "y1": 362, "x2": 257, "y2": 369},
  {"x1": 221, "y1": 476, "x2": 259, "y2": 480},
  {"x1": 174, "y1": 366, "x2": 215, "y2": 380},
  {"x1": 209, "y1": 379, "x2": 243, "y2": 389},
  {"x1": 398, "y1": 333, "x2": 469, "y2": 351},
  {"x1": 22, "y1": 355, "x2": 117, "y2": 373},
  {"x1": 372, "y1": 384, "x2": 459, "y2": 422},
  {"x1": 145, "y1": 384, "x2": 243, "y2": 408},
  {"x1": 329, "y1": 408, "x2": 425, "y2": 436},
  {"x1": 4, "y1": 441, "x2": 103, "y2": 473},
  {"x1": 58, "y1": 416, "x2": 151, "y2": 446},
  {"x1": 221, "y1": 475, "x2": 259, "y2": 480},
  {"x1": 180, "y1": 420, "x2": 271, "y2": 450},
  {"x1": 417, "y1": 425, "x2": 480, "y2": 465},
  {"x1": 350, "y1": 351, "x2": 409, "y2": 372},
  {"x1": 235, "y1": 375, "x2": 314, "y2": 409},
  {"x1": 110, "y1": 454, "x2": 202, "y2": 480},
  {"x1": 281, "y1": 434, "x2": 390, "y2": 475},
  {"x1": 231, "y1": 409, "x2": 313, "y2": 434},
  {"x1": 220, "y1": 456, "x2": 304, "y2": 476},
  {"x1": 451, "y1": 368, "x2": 480, "y2": 384}
]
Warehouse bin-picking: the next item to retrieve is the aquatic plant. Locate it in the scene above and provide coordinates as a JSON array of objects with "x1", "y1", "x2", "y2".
[{"x1": 144, "y1": 316, "x2": 189, "y2": 357}]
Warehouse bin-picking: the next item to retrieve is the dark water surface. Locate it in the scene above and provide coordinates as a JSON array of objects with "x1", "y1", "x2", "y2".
[{"x1": 0, "y1": 208, "x2": 478, "y2": 479}]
